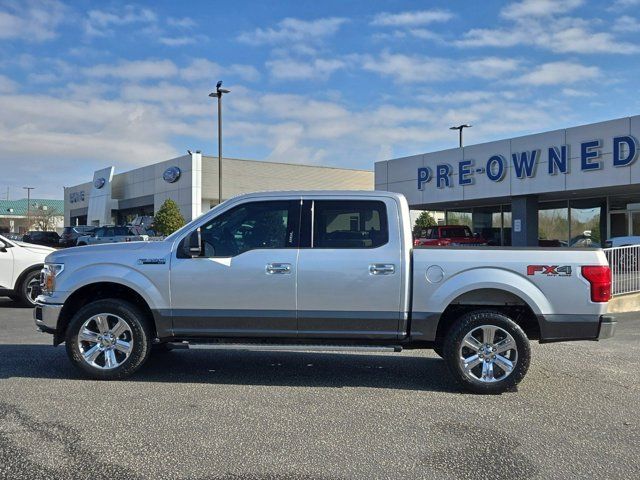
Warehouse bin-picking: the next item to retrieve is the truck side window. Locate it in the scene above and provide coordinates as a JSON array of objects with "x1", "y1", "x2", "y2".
[
  {"x1": 313, "y1": 200, "x2": 388, "y2": 249},
  {"x1": 199, "y1": 201, "x2": 298, "y2": 257}
]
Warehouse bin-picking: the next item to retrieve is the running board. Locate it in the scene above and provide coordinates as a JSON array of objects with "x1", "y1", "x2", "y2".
[{"x1": 167, "y1": 342, "x2": 403, "y2": 353}]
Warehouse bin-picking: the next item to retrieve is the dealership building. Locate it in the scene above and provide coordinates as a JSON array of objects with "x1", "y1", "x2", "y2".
[
  {"x1": 375, "y1": 115, "x2": 640, "y2": 247},
  {"x1": 64, "y1": 153, "x2": 373, "y2": 227}
]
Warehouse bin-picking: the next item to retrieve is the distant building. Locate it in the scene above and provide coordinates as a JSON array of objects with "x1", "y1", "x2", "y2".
[
  {"x1": 64, "y1": 153, "x2": 374, "y2": 226},
  {"x1": 0, "y1": 199, "x2": 64, "y2": 234},
  {"x1": 376, "y1": 115, "x2": 640, "y2": 247}
]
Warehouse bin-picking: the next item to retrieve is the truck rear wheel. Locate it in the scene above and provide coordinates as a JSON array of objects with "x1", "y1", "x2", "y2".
[
  {"x1": 443, "y1": 310, "x2": 530, "y2": 394},
  {"x1": 65, "y1": 299, "x2": 153, "y2": 380}
]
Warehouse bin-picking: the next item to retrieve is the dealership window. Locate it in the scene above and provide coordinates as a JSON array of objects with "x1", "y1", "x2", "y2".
[
  {"x1": 445, "y1": 210, "x2": 472, "y2": 228},
  {"x1": 570, "y1": 198, "x2": 605, "y2": 248},
  {"x1": 538, "y1": 202, "x2": 569, "y2": 247}
]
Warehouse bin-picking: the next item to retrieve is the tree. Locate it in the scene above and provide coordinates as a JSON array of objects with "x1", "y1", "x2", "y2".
[
  {"x1": 413, "y1": 211, "x2": 436, "y2": 238},
  {"x1": 31, "y1": 205, "x2": 62, "y2": 231},
  {"x1": 154, "y1": 199, "x2": 185, "y2": 236}
]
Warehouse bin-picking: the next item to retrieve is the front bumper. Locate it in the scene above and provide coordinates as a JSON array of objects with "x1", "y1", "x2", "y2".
[
  {"x1": 33, "y1": 302, "x2": 63, "y2": 334},
  {"x1": 598, "y1": 315, "x2": 616, "y2": 340}
]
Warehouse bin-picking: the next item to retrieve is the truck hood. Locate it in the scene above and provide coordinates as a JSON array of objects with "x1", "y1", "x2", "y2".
[{"x1": 45, "y1": 240, "x2": 171, "y2": 264}]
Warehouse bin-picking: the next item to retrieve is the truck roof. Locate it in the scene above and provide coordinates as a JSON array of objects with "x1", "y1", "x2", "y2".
[{"x1": 228, "y1": 190, "x2": 407, "y2": 202}]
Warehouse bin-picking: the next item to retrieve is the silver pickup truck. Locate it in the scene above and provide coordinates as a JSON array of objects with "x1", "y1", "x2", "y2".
[{"x1": 34, "y1": 191, "x2": 615, "y2": 394}]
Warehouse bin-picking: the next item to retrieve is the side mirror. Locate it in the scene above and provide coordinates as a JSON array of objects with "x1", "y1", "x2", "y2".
[{"x1": 185, "y1": 229, "x2": 202, "y2": 257}]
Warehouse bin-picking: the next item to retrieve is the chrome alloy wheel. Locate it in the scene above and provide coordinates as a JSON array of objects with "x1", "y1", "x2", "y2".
[
  {"x1": 459, "y1": 325, "x2": 517, "y2": 383},
  {"x1": 26, "y1": 275, "x2": 41, "y2": 304},
  {"x1": 77, "y1": 314, "x2": 133, "y2": 370}
]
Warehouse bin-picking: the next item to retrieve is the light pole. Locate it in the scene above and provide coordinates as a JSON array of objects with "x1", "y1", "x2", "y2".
[
  {"x1": 450, "y1": 124, "x2": 472, "y2": 148},
  {"x1": 209, "y1": 80, "x2": 231, "y2": 205},
  {"x1": 23, "y1": 186, "x2": 34, "y2": 231}
]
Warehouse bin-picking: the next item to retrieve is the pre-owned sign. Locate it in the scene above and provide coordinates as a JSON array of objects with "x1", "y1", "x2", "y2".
[{"x1": 417, "y1": 135, "x2": 637, "y2": 190}]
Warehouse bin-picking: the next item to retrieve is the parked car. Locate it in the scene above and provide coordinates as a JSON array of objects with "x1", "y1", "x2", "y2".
[
  {"x1": 59, "y1": 226, "x2": 97, "y2": 248},
  {"x1": 34, "y1": 191, "x2": 614, "y2": 394},
  {"x1": 22, "y1": 231, "x2": 60, "y2": 248},
  {"x1": 76, "y1": 226, "x2": 149, "y2": 246},
  {"x1": 414, "y1": 225, "x2": 487, "y2": 247},
  {"x1": 604, "y1": 236, "x2": 640, "y2": 248},
  {"x1": 1, "y1": 234, "x2": 55, "y2": 306}
]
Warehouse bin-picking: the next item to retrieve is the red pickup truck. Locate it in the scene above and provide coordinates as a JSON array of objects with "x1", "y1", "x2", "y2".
[{"x1": 414, "y1": 225, "x2": 487, "y2": 247}]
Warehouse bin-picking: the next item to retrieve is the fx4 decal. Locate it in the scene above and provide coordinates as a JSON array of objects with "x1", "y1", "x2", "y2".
[{"x1": 527, "y1": 265, "x2": 572, "y2": 277}]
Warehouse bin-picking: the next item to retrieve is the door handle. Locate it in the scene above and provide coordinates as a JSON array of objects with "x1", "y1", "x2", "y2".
[
  {"x1": 369, "y1": 263, "x2": 395, "y2": 275},
  {"x1": 266, "y1": 263, "x2": 292, "y2": 275}
]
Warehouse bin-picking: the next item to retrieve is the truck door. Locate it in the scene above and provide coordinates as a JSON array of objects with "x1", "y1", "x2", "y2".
[
  {"x1": 296, "y1": 198, "x2": 403, "y2": 340},
  {"x1": 170, "y1": 199, "x2": 301, "y2": 338}
]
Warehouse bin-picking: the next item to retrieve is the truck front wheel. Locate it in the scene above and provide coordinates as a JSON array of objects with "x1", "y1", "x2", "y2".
[
  {"x1": 65, "y1": 299, "x2": 153, "y2": 380},
  {"x1": 443, "y1": 310, "x2": 531, "y2": 394}
]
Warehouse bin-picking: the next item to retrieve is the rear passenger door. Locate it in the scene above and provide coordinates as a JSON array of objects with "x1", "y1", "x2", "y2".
[{"x1": 296, "y1": 198, "x2": 403, "y2": 340}]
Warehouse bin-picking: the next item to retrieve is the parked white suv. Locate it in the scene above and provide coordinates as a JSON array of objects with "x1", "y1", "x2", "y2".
[{"x1": 0, "y1": 234, "x2": 54, "y2": 306}]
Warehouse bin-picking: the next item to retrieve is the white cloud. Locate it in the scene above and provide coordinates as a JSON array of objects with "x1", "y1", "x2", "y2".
[
  {"x1": 562, "y1": 88, "x2": 595, "y2": 97},
  {"x1": 237, "y1": 17, "x2": 348, "y2": 45},
  {"x1": 371, "y1": 9, "x2": 453, "y2": 27},
  {"x1": 457, "y1": 2, "x2": 639, "y2": 54},
  {"x1": 361, "y1": 52, "x2": 453, "y2": 83},
  {"x1": 0, "y1": 0, "x2": 67, "y2": 42},
  {"x1": 85, "y1": 5, "x2": 157, "y2": 36},
  {"x1": 610, "y1": 0, "x2": 640, "y2": 9},
  {"x1": 501, "y1": 0, "x2": 583, "y2": 20},
  {"x1": 0, "y1": 74, "x2": 18, "y2": 93},
  {"x1": 159, "y1": 36, "x2": 196, "y2": 46},
  {"x1": 515, "y1": 62, "x2": 600, "y2": 86},
  {"x1": 84, "y1": 60, "x2": 178, "y2": 80},
  {"x1": 167, "y1": 17, "x2": 196, "y2": 28},
  {"x1": 180, "y1": 58, "x2": 261, "y2": 83},
  {"x1": 361, "y1": 52, "x2": 520, "y2": 83},
  {"x1": 614, "y1": 15, "x2": 640, "y2": 32},
  {"x1": 266, "y1": 58, "x2": 346, "y2": 80},
  {"x1": 465, "y1": 57, "x2": 520, "y2": 78}
]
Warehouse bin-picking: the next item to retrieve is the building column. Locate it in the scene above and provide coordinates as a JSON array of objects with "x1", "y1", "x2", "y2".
[{"x1": 511, "y1": 195, "x2": 538, "y2": 247}]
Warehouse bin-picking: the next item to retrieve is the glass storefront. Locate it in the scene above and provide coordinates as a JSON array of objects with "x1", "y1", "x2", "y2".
[{"x1": 412, "y1": 193, "x2": 640, "y2": 248}]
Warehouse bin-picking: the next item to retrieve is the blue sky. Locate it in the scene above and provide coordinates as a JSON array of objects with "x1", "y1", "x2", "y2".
[{"x1": 1, "y1": 0, "x2": 639, "y2": 198}]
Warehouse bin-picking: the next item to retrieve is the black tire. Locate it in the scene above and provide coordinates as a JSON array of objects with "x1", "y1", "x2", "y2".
[
  {"x1": 432, "y1": 344, "x2": 444, "y2": 358},
  {"x1": 16, "y1": 269, "x2": 41, "y2": 307},
  {"x1": 443, "y1": 310, "x2": 531, "y2": 394},
  {"x1": 65, "y1": 299, "x2": 153, "y2": 380}
]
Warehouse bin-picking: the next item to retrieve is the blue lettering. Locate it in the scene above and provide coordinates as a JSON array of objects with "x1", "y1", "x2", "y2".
[
  {"x1": 417, "y1": 167, "x2": 432, "y2": 190},
  {"x1": 613, "y1": 136, "x2": 637, "y2": 167},
  {"x1": 458, "y1": 160, "x2": 474, "y2": 186},
  {"x1": 436, "y1": 164, "x2": 452, "y2": 188},
  {"x1": 511, "y1": 150, "x2": 538, "y2": 178},
  {"x1": 486, "y1": 155, "x2": 506, "y2": 182},
  {"x1": 548, "y1": 146, "x2": 568, "y2": 175},
  {"x1": 581, "y1": 140, "x2": 602, "y2": 171}
]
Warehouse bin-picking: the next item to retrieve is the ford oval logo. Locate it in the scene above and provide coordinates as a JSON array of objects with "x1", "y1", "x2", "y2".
[
  {"x1": 94, "y1": 177, "x2": 106, "y2": 189},
  {"x1": 163, "y1": 166, "x2": 181, "y2": 183}
]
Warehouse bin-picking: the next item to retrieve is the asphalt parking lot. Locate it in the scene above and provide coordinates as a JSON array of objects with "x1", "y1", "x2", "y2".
[{"x1": 0, "y1": 299, "x2": 639, "y2": 480}]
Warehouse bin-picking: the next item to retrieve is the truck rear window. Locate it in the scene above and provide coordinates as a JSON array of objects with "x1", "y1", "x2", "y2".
[{"x1": 313, "y1": 201, "x2": 388, "y2": 249}]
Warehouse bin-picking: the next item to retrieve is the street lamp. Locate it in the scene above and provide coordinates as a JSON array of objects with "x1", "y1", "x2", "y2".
[
  {"x1": 23, "y1": 186, "x2": 34, "y2": 230},
  {"x1": 450, "y1": 124, "x2": 472, "y2": 148},
  {"x1": 209, "y1": 80, "x2": 231, "y2": 205}
]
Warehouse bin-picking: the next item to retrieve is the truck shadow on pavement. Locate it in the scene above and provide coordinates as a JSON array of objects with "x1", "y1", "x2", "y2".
[{"x1": 0, "y1": 344, "x2": 460, "y2": 393}]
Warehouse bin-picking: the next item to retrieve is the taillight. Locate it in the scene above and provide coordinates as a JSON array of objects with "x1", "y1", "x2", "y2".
[{"x1": 581, "y1": 265, "x2": 611, "y2": 303}]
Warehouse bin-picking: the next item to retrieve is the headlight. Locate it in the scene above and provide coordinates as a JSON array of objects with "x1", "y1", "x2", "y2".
[{"x1": 41, "y1": 263, "x2": 64, "y2": 296}]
